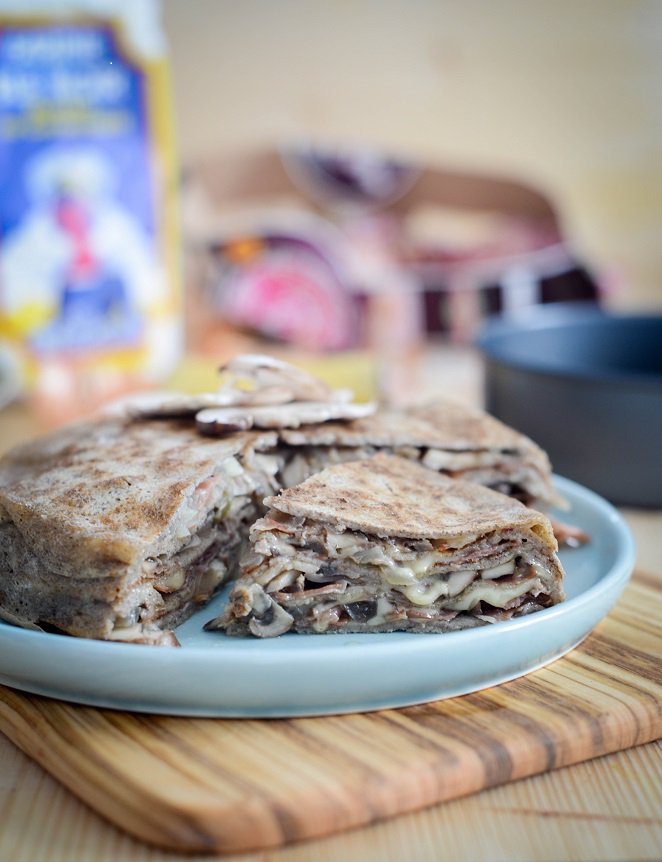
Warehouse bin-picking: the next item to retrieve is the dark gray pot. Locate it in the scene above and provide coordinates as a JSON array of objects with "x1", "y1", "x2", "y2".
[{"x1": 477, "y1": 304, "x2": 662, "y2": 507}]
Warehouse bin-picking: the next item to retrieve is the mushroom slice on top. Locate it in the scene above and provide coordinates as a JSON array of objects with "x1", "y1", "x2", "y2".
[
  {"x1": 196, "y1": 401, "x2": 377, "y2": 434},
  {"x1": 103, "y1": 391, "x2": 241, "y2": 419},
  {"x1": 106, "y1": 354, "x2": 354, "y2": 419},
  {"x1": 217, "y1": 354, "x2": 351, "y2": 406}
]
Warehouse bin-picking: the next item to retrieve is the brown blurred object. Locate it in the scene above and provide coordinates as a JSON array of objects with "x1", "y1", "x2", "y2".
[
  {"x1": 180, "y1": 145, "x2": 602, "y2": 410},
  {"x1": 181, "y1": 146, "x2": 602, "y2": 354}
]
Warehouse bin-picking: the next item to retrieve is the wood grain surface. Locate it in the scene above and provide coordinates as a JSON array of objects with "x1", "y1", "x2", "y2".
[{"x1": 0, "y1": 572, "x2": 660, "y2": 856}]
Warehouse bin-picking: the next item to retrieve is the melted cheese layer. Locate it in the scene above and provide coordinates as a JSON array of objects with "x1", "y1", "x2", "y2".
[{"x1": 445, "y1": 577, "x2": 539, "y2": 611}]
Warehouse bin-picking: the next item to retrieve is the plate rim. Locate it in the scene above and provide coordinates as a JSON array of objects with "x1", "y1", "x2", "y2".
[{"x1": 0, "y1": 474, "x2": 636, "y2": 716}]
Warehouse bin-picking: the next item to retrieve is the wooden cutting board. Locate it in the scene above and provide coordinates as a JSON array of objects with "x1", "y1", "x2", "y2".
[{"x1": 0, "y1": 571, "x2": 660, "y2": 855}]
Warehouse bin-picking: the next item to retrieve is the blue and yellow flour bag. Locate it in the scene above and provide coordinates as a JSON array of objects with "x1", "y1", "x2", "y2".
[{"x1": 0, "y1": 0, "x2": 180, "y2": 418}]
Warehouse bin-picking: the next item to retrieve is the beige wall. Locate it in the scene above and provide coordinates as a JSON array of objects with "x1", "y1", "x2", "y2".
[{"x1": 163, "y1": 0, "x2": 662, "y2": 309}]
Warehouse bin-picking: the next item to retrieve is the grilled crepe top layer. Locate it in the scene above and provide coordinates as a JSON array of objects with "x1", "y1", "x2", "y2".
[
  {"x1": 265, "y1": 453, "x2": 557, "y2": 547},
  {"x1": 279, "y1": 398, "x2": 539, "y2": 451},
  {"x1": 278, "y1": 398, "x2": 559, "y2": 507},
  {"x1": 0, "y1": 419, "x2": 277, "y2": 574}
]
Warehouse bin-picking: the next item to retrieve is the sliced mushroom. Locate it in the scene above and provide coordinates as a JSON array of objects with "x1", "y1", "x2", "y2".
[
  {"x1": 108, "y1": 624, "x2": 181, "y2": 646},
  {"x1": 345, "y1": 600, "x2": 378, "y2": 623},
  {"x1": 106, "y1": 354, "x2": 359, "y2": 419},
  {"x1": 102, "y1": 391, "x2": 209, "y2": 418},
  {"x1": 218, "y1": 354, "x2": 343, "y2": 405},
  {"x1": 248, "y1": 596, "x2": 294, "y2": 637},
  {"x1": 196, "y1": 400, "x2": 376, "y2": 433},
  {"x1": 204, "y1": 581, "x2": 294, "y2": 636}
]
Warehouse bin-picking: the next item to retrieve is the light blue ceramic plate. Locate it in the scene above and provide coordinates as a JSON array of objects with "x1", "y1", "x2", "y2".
[{"x1": 0, "y1": 476, "x2": 635, "y2": 717}]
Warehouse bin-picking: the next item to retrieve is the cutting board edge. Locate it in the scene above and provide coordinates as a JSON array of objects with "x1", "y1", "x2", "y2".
[
  {"x1": 0, "y1": 572, "x2": 660, "y2": 854},
  {"x1": 1, "y1": 686, "x2": 660, "y2": 854}
]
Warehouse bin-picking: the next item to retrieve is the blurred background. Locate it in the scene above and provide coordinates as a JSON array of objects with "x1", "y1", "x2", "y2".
[
  {"x1": 167, "y1": 0, "x2": 662, "y2": 312},
  {"x1": 1, "y1": 0, "x2": 661, "y2": 424}
]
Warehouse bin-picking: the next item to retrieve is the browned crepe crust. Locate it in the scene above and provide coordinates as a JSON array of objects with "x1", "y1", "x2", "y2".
[
  {"x1": 265, "y1": 453, "x2": 558, "y2": 548},
  {"x1": 0, "y1": 419, "x2": 277, "y2": 573},
  {"x1": 279, "y1": 398, "x2": 559, "y2": 507},
  {"x1": 279, "y1": 398, "x2": 536, "y2": 450}
]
